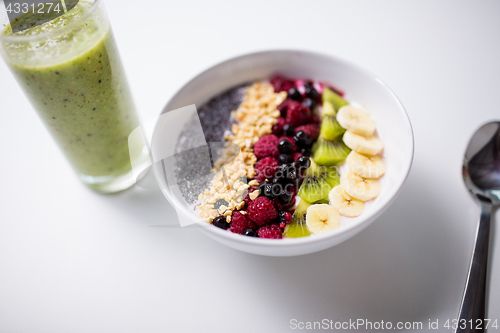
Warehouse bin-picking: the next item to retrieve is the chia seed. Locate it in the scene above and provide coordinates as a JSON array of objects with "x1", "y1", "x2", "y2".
[{"x1": 173, "y1": 84, "x2": 249, "y2": 205}]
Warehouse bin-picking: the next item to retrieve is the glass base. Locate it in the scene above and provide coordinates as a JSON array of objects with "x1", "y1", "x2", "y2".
[
  {"x1": 79, "y1": 167, "x2": 138, "y2": 194},
  {"x1": 79, "y1": 151, "x2": 150, "y2": 194}
]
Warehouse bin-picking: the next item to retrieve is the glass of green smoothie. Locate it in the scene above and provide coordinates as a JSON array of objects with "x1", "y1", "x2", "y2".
[{"x1": 0, "y1": 0, "x2": 146, "y2": 193}]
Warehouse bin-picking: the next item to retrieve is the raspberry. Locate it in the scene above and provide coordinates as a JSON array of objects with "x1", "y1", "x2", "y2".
[
  {"x1": 254, "y1": 135, "x2": 279, "y2": 159},
  {"x1": 311, "y1": 115, "x2": 321, "y2": 124},
  {"x1": 257, "y1": 224, "x2": 282, "y2": 239},
  {"x1": 247, "y1": 197, "x2": 278, "y2": 225},
  {"x1": 272, "y1": 117, "x2": 286, "y2": 136},
  {"x1": 278, "y1": 136, "x2": 298, "y2": 152},
  {"x1": 254, "y1": 157, "x2": 279, "y2": 182},
  {"x1": 295, "y1": 124, "x2": 320, "y2": 141},
  {"x1": 286, "y1": 100, "x2": 311, "y2": 126},
  {"x1": 244, "y1": 186, "x2": 259, "y2": 207},
  {"x1": 247, "y1": 221, "x2": 258, "y2": 230},
  {"x1": 270, "y1": 75, "x2": 294, "y2": 93},
  {"x1": 292, "y1": 152, "x2": 303, "y2": 161},
  {"x1": 277, "y1": 99, "x2": 293, "y2": 117},
  {"x1": 230, "y1": 211, "x2": 250, "y2": 234}
]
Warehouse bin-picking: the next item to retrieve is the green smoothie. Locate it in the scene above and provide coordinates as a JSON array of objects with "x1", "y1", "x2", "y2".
[{"x1": 1, "y1": 2, "x2": 139, "y2": 186}]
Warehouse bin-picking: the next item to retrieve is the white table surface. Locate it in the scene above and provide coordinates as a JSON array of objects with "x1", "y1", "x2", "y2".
[{"x1": 1, "y1": 0, "x2": 499, "y2": 332}]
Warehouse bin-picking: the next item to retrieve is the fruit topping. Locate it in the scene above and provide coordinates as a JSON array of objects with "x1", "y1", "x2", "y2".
[
  {"x1": 288, "y1": 87, "x2": 302, "y2": 101},
  {"x1": 230, "y1": 211, "x2": 250, "y2": 234},
  {"x1": 294, "y1": 130, "x2": 313, "y2": 149},
  {"x1": 212, "y1": 216, "x2": 230, "y2": 230},
  {"x1": 254, "y1": 134, "x2": 280, "y2": 159},
  {"x1": 286, "y1": 100, "x2": 311, "y2": 126},
  {"x1": 247, "y1": 196, "x2": 279, "y2": 225},
  {"x1": 270, "y1": 75, "x2": 294, "y2": 93},
  {"x1": 336, "y1": 106, "x2": 375, "y2": 136},
  {"x1": 297, "y1": 160, "x2": 340, "y2": 203},
  {"x1": 244, "y1": 228, "x2": 257, "y2": 237},
  {"x1": 340, "y1": 170, "x2": 381, "y2": 201},
  {"x1": 329, "y1": 185, "x2": 365, "y2": 218},
  {"x1": 278, "y1": 138, "x2": 293, "y2": 154},
  {"x1": 346, "y1": 151, "x2": 386, "y2": 179},
  {"x1": 278, "y1": 154, "x2": 294, "y2": 165},
  {"x1": 254, "y1": 156, "x2": 279, "y2": 182},
  {"x1": 295, "y1": 124, "x2": 320, "y2": 141},
  {"x1": 342, "y1": 131, "x2": 384, "y2": 156},
  {"x1": 272, "y1": 117, "x2": 286, "y2": 136},
  {"x1": 305, "y1": 204, "x2": 340, "y2": 234},
  {"x1": 312, "y1": 138, "x2": 351, "y2": 166},
  {"x1": 322, "y1": 87, "x2": 348, "y2": 110},
  {"x1": 257, "y1": 224, "x2": 283, "y2": 239},
  {"x1": 283, "y1": 199, "x2": 311, "y2": 238},
  {"x1": 282, "y1": 123, "x2": 295, "y2": 137}
]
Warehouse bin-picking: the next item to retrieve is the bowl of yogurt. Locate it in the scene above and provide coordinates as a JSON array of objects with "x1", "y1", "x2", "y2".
[{"x1": 151, "y1": 50, "x2": 414, "y2": 256}]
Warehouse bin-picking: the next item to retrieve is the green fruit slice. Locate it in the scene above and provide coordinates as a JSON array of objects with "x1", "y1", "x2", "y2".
[
  {"x1": 320, "y1": 114, "x2": 346, "y2": 141},
  {"x1": 284, "y1": 199, "x2": 311, "y2": 238},
  {"x1": 297, "y1": 160, "x2": 340, "y2": 203},
  {"x1": 312, "y1": 138, "x2": 351, "y2": 166},
  {"x1": 323, "y1": 88, "x2": 349, "y2": 110}
]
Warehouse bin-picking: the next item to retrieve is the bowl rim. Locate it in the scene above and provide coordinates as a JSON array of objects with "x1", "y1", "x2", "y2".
[{"x1": 156, "y1": 48, "x2": 414, "y2": 246}]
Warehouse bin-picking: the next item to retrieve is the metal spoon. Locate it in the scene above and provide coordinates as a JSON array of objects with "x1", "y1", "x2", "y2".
[{"x1": 458, "y1": 121, "x2": 500, "y2": 333}]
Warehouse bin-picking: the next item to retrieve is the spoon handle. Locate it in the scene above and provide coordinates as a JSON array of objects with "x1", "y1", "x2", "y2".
[{"x1": 456, "y1": 200, "x2": 492, "y2": 333}]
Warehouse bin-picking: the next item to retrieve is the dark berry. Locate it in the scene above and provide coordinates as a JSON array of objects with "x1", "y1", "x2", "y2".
[
  {"x1": 302, "y1": 98, "x2": 316, "y2": 111},
  {"x1": 300, "y1": 148, "x2": 311, "y2": 157},
  {"x1": 213, "y1": 199, "x2": 228, "y2": 210},
  {"x1": 278, "y1": 154, "x2": 294, "y2": 165},
  {"x1": 212, "y1": 216, "x2": 229, "y2": 230},
  {"x1": 263, "y1": 183, "x2": 275, "y2": 198},
  {"x1": 283, "y1": 124, "x2": 295, "y2": 137},
  {"x1": 285, "y1": 165, "x2": 299, "y2": 181},
  {"x1": 294, "y1": 131, "x2": 312, "y2": 148},
  {"x1": 304, "y1": 81, "x2": 313, "y2": 89},
  {"x1": 288, "y1": 87, "x2": 302, "y2": 101},
  {"x1": 279, "y1": 190, "x2": 293, "y2": 204},
  {"x1": 244, "y1": 228, "x2": 257, "y2": 237},
  {"x1": 271, "y1": 183, "x2": 283, "y2": 197},
  {"x1": 278, "y1": 139, "x2": 293, "y2": 154},
  {"x1": 272, "y1": 177, "x2": 282, "y2": 184},
  {"x1": 305, "y1": 85, "x2": 319, "y2": 100},
  {"x1": 279, "y1": 211, "x2": 293, "y2": 223},
  {"x1": 297, "y1": 155, "x2": 311, "y2": 169}
]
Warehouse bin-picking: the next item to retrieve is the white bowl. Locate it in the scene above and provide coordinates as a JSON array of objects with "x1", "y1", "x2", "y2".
[{"x1": 152, "y1": 50, "x2": 414, "y2": 256}]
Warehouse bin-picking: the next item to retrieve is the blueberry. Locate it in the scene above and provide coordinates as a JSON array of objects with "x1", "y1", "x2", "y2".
[
  {"x1": 278, "y1": 154, "x2": 294, "y2": 165},
  {"x1": 305, "y1": 86, "x2": 319, "y2": 100},
  {"x1": 303, "y1": 82, "x2": 313, "y2": 89},
  {"x1": 271, "y1": 183, "x2": 283, "y2": 197},
  {"x1": 212, "y1": 216, "x2": 229, "y2": 230},
  {"x1": 263, "y1": 183, "x2": 275, "y2": 198},
  {"x1": 302, "y1": 98, "x2": 316, "y2": 111},
  {"x1": 272, "y1": 177, "x2": 282, "y2": 184},
  {"x1": 288, "y1": 87, "x2": 302, "y2": 101},
  {"x1": 294, "y1": 131, "x2": 312, "y2": 148},
  {"x1": 285, "y1": 165, "x2": 299, "y2": 181},
  {"x1": 283, "y1": 124, "x2": 295, "y2": 137},
  {"x1": 213, "y1": 199, "x2": 228, "y2": 210},
  {"x1": 279, "y1": 190, "x2": 293, "y2": 204},
  {"x1": 244, "y1": 228, "x2": 257, "y2": 237},
  {"x1": 300, "y1": 148, "x2": 311, "y2": 157},
  {"x1": 297, "y1": 156, "x2": 311, "y2": 169},
  {"x1": 278, "y1": 139, "x2": 293, "y2": 154}
]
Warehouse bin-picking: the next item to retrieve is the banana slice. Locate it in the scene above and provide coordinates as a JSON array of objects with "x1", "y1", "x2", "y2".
[
  {"x1": 329, "y1": 185, "x2": 365, "y2": 217},
  {"x1": 336, "y1": 106, "x2": 375, "y2": 136},
  {"x1": 343, "y1": 131, "x2": 384, "y2": 155},
  {"x1": 306, "y1": 204, "x2": 340, "y2": 234},
  {"x1": 346, "y1": 151, "x2": 386, "y2": 179},
  {"x1": 341, "y1": 170, "x2": 381, "y2": 201}
]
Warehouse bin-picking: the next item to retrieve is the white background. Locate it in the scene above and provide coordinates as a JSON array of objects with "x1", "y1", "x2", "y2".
[{"x1": 1, "y1": 0, "x2": 499, "y2": 332}]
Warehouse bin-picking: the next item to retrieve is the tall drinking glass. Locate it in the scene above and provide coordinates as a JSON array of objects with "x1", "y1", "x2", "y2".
[{"x1": 0, "y1": 0, "x2": 143, "y2": 193}]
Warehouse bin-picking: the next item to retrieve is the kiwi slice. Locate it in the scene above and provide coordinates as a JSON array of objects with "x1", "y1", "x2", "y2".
[
  {"x1": 297, "y1": 160, "x2": 340, "y2": 203},
  {"x1": 323, "y1": 87, "x2": 348, "y2": 110},
  {"x1": 320, "y1": 114, "x2": 345, "y2": 141},
  {"x1": 312, "y1": 138, "x2": 351, "y2": 166},
  {"x1": 322, "y1": 100, "x2": 336, "y2": 116},
  {"x1": 283, "y1": 199, "x2": 311, "y2": 238}
]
